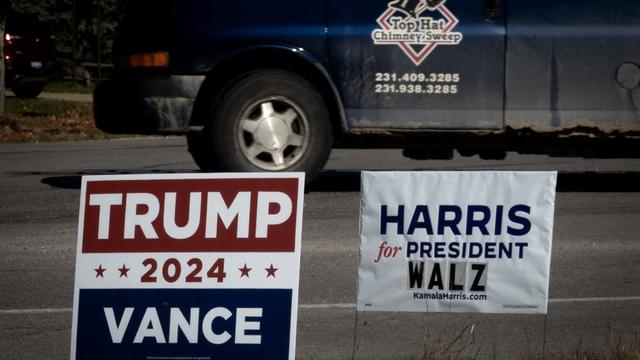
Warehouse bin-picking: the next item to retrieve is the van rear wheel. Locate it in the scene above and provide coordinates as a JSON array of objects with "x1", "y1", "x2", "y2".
[{"x1": 189, "y1": 69, "x2": 332, "y2": 181}]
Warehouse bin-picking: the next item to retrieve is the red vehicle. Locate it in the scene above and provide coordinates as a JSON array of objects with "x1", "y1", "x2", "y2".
[{"x1": 4, "y1": 14, "x2": 55, "y2": 98}]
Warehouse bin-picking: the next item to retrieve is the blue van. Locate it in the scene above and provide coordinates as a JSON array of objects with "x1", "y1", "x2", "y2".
[{"x1": 94, "y1": 0, "x2": 640, "y2": 179}]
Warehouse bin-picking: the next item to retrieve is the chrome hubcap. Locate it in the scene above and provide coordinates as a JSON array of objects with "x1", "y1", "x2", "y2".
[{"x1": 238, "y1": 97, "x2": 309, "y2": 170}]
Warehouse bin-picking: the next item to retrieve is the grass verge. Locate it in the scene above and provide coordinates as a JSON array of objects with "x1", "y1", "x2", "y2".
[
  {"x1": 44, "y1": 81, "x2": 95, "y2": 94},
  {"x1": 0, "y1": 98, "x2": 124, "y2": 142}
]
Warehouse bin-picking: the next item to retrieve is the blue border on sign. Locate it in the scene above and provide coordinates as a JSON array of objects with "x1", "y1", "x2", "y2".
[{"x1": 75, "y1": 288, "x2": 292, "y2": 359}]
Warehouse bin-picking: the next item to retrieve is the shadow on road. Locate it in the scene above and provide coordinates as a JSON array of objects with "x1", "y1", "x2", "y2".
[
  {"x1": 36, "y1": 169, "x2": 197, "y2": 189},
  {"x1": 306, "y1": 170, "x2": 640, "y2": 193},
  {"x1": 38, "y1": 170, "x2": 640, "y2": 193},
  {"x1": 42, "y1": 175, "x2": 82, "y2": 189}
]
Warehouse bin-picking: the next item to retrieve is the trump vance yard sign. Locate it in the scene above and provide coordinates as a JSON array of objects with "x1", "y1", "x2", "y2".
[{"x1": 70, "y1": 173, "x2": 304, "y2": 360}]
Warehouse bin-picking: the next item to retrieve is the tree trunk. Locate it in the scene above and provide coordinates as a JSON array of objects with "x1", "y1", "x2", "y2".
[{"x1": 0, "y1": 15, "x2": 5, "y2": 123}]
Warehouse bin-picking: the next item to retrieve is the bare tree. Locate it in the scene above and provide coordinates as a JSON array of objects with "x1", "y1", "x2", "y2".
[
  {"x1": 0, "y1": 13, "x2": 5, "y2": 123},
  {"x1": 0, "y1": 0, "x2": 9, "y2": 122}
]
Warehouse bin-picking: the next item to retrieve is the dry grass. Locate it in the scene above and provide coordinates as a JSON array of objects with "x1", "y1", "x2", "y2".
[
  {"x1": 0, "y1": 98, "x2": 123, "y2": 142},
  {"x1": 542, "y1": 338, "x2": 640, "y2": 360},
  {"x1": 415, "y1": 321, "x2": 640, "y2": 360}
]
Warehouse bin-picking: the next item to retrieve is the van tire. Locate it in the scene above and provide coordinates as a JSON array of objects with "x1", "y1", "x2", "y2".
[
  {"x1": 11, "y1": 83, "x2": 46, "y2": 99},
  {"x1": 190, "y1": 69, "x2": 332, "y2": 182}
]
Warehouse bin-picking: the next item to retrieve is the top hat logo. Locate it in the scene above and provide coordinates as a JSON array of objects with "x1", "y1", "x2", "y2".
[{"x1": 371, "y1": 0, "x2": 462, "y2": 66}]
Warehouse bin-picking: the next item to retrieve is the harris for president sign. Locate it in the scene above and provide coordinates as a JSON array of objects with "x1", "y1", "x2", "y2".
[{"x1": 358, "y1": 171, "x2": 556, "y2": 314}]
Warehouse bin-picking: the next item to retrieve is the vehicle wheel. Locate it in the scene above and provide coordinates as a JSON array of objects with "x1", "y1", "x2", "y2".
[
  {"x1": 11, "y1": 83, "x2": 46, "y2": 99},
  {"x1": 187, "y1": 129, "x2": 220, "y2": 171},
  {"x1": 191, "y1": 69, "x2": 332, "y2": 181}
]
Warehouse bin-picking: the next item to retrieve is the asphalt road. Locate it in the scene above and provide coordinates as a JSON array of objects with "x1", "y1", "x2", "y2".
[{"x1": 1, "y1": 137, "x2": 640, "y2": 359}]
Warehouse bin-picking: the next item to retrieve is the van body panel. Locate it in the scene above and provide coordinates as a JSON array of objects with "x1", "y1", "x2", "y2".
[{"x1": 505, "y1": 0, "x2": 640, "y2": 133}]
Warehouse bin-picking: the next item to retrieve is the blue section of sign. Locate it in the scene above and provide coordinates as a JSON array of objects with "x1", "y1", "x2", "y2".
[{"x1": 75, "y1": 289, "x2": 292, "y2": 360}]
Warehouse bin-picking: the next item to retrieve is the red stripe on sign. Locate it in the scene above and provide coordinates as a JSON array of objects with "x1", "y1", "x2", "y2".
[{"x1": 81, "y1": 178, "x2": 299, "y2": 253}]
